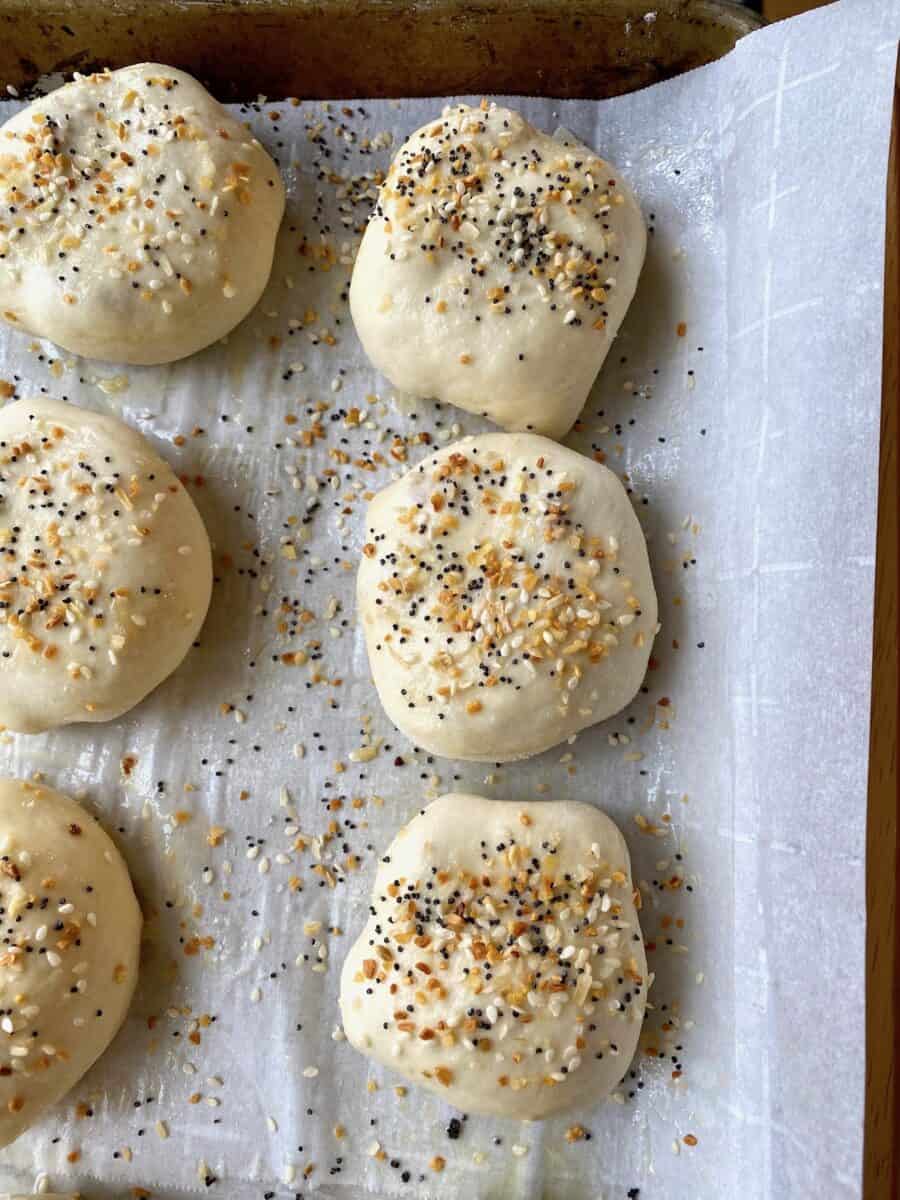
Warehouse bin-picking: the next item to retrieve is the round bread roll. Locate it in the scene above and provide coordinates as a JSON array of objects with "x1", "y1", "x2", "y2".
[
  {"x1": 0, "y1": 64, "x2": 285, "y2": 364},
  {"x1": 357, "y1": 432, "x2": 657, "y2": 761},
  {"x1": 350, "y1": 102, "x2": 645, "y2": 439},
  {"x1": 341, "y1": 793, "x2": 648, "y2": 1119},
  {"x1": 0, "y1": 778, "x2": 141, "y2": 1148},
  {"x1": 0, "y1": 397, "x2": 213, "y2": 734}
]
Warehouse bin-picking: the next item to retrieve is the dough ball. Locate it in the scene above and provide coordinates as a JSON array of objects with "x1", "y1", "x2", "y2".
[
  {"x1": 0, "y1": 778, "x2": 141, "y2": 1147},
  {"x1": 341, "y1": 793, "x2": 647, "y2": 1119},
  {"x1": 0, "y1": 64, "x2": 285, "y2": 364},
  {"x1": 0, "y1": 397, "x2": 213, "y2": 733},
  {"x1": 357, "y1": 432, "x2": 657, "y2": 761},
  {"x1": 350, "y1": 103, "x2": 645, "y2": 438}
]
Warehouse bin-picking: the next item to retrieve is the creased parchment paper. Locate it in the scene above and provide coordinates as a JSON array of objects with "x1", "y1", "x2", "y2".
[{"x1": 0, "y1": 1, "x2": 895, "y2": 1196}]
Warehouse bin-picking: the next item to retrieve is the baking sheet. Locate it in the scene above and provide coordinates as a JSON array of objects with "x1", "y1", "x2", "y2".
[{"x1": 0, "y1": 0, "x2": 896, "y2": 1196}]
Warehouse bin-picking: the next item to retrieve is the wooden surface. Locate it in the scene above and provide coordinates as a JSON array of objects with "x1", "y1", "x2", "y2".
[
  {"x1": 864, "y1": 55, "x2": 899, "y2": 1200},
  {"x1": 762, "y1": 0, "x2": 831, "y2": 18}
]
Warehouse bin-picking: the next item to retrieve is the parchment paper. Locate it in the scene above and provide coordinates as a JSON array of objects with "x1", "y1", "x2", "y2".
[{"x1": 0, "y1": 1, "x2": 895, "y2": 1196}]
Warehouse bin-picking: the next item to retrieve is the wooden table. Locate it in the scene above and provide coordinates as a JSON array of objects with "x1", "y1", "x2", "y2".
[
  {"x1": 762, "y1": 0, "x2": 831, "y2": 18},
  {"x1": 865, "y1": 65, "x2": 899, "y2": 1200}
]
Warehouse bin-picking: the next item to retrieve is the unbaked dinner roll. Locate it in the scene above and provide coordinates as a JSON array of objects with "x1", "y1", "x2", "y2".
[
  {"x1": 350, "y1": 102, "x2": 645, "y2": 438},
  {"x1": 341, "y1": 793, "x2": 647, "y2": 1119},
  {"x1": 0, "y1": 778, "x2": 142, "y2": 1148},
  {"x1": 357, "y1": 432, "x2": 657, "y2": 761},
  {"x1": 0, "y1": 64, "x2": 285, "y2": 364},
  {"x1": 0, "y1": 397, "x2": 213, "y2": 734}
]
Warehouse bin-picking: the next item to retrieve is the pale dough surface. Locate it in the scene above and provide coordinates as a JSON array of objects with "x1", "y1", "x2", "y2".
[
  {"x1": 350, "y1": 103, "x2": 645, "y2": 438},
  {"x1": 0, "y1": 64, "x2": 285, "y2": 364},
  {"x1": 340, "y1": 793, "x2": 648, "y2": 1119},
  {"x1": 0, "y1": 778, "x2": 141, "y2": 1148},
  {"x1": 0, "y1": 397, "x2": 213, "y2": 733},
  {"x1": 357, "y1": 432, "x2": 657, "y2": 761}
]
